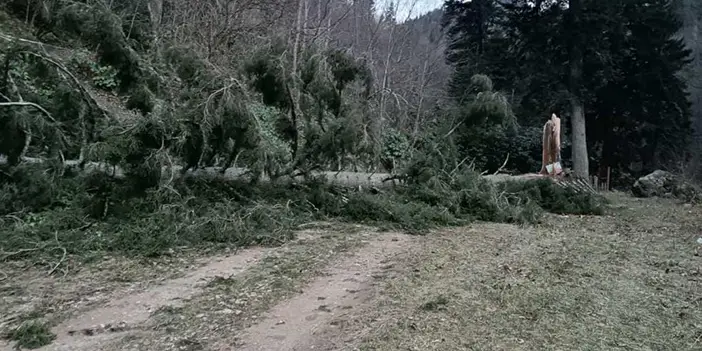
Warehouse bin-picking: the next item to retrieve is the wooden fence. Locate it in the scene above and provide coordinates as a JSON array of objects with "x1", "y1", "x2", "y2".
[{"x1": 589, "y1": 167, "x2": 612, "y2": 192}]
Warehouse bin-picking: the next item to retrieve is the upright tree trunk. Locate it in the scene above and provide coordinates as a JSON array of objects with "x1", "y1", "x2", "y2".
[
  {"x1": 296, "y1": 0, "x2": 309, "y2": 105},
  {"x1": 378, "y1": 24, "x2": 395, "y2": 136},
  {"x1": 353, "y1": 0, "x2": 360, "y2": 51},
  {"x1": 147, "y1": 0, "x2": 163, "y2": 56},
  {"x1": 287, "y1": 0, "x2": 307, "y2": 162},
  {"x1": 147, "y1": 0, "x2": 163, "y2": 38},
  {"x1": 292, "y1": 0, "x2": 305, "y2": 76},
  {"x1": 568, "y1": 0, "x2": 589, "y2": 178}
]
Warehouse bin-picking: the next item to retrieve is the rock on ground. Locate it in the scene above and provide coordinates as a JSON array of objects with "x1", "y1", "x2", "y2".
[{"x1": 631, "y1": 170, "x2": 700, "y2": 201}]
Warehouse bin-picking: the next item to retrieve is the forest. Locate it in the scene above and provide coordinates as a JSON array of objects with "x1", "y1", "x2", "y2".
[
  {"x1": 0, "y1": 0, "x2": 699, "y2": 264},
  {"x1": 1, "y1": 0, "x2": 702, "y2": 349}
]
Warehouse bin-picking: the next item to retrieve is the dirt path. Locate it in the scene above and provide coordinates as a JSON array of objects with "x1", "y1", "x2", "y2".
[
  {"x1": 220, "y1": 231, "x2": 413, "y2": 351},
  {"x1": 3, "y1": 224, "x2": 414, "y2": 351},
  {"x1": 33, "y1": 247, "x2": 270, "y2": 351}
]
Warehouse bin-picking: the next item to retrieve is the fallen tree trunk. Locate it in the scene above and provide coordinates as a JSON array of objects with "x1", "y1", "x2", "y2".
[
  {"x1": 484, "y1": 173, "x2": 597, "y2": 194},
  {"x1": 1, "y1": 155, "x2": 595, "y2": 193},
  {"x1": 0, "y1": 155, "x2": 401, "y2": 188}
]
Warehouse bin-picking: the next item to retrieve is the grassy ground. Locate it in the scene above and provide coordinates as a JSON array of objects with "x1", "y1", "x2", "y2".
[
  {"x1": 2, "y1": 192, "x2": 699, "y2": 350},
  {"x1": 348, "y1": 193, "x2": 702, "y2": 350}
]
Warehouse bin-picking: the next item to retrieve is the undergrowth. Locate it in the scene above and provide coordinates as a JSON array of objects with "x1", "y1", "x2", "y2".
[
  {"x1": 0, "y1": 163, "x2": 607, "y2": 264},
  {"x1": 2, "y1": 319, "x2": 55, "y2": 349}
]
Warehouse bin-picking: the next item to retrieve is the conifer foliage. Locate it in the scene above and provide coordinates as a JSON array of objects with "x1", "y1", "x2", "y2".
[{"x1": 442, "y1": 0, "x2": 694, "y2": 181}]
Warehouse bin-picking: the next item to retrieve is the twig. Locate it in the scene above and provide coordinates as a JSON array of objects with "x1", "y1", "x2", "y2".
[
  {"x1": 450, "y1": 156, "x2": 471, "y2": 177},
  {"x1": 0, "y1": 247, "x2": 41, "y2": 261},
  {"x1": 19, "y1": 50, "x2": 111, "y2": 121},
  {"x1": 77, "y1": 221, "x2": 95, "y2": 231},
  {"x1": 48, "y1": 231, "x2": 66, "y2": 276},
  {"x1": 493, "y1": 153, "x2": 510, "y2": 175},
  {"x1": 443, "y1": 121, "x2": 463, "y2": 138},
  {"x1": 382, "y1": 174, "x2": 405, "y2": 183},
  {"x1": 164, "y1": 151, "x2": 176, "y2": 186},
  {"x1": 0, "y1": 101, "x2": 59, "y2": 123},
  {"x1": 116, "y1": 122, "x2": 141, "y2": 135},
  {"x1": 1, "y1": 214, "x2": 24, "y2": 225},
  {"x1": 48, "y1": 247, "x2": 67, "y2": 276},
  {"x1": 0, "y1": 269, "x2": 6, "y2": 281}
]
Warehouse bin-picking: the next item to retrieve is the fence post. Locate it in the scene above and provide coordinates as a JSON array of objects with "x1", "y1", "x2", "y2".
[
  {"x1": 606, "y1": 167, "x2": 611, "y2": 191},
  {"x1": 593, "y1": 176, "x2": 598, "y2": 191}
]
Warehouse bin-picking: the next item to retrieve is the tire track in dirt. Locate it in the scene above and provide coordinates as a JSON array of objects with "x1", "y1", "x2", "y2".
[
  {"x1": 218, "y1": 231, "x2": 414, "y2": 351},
  {"x1": 30, "y1": 247, "x2": 270, "y2": 351}
]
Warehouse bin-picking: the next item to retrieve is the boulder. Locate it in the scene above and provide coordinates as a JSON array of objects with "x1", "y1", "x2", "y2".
[
  {"x1": 632, "y1": 170, "x2": 676, "y2": 197},
  {"x1": 632, "y1": 170, "x2": 700, "y2": 202}
]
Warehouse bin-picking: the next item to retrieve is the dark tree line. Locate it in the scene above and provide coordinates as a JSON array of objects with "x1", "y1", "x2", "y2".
[{"x1": 442, "y1": 0, "x2": 693, "y2": 185}]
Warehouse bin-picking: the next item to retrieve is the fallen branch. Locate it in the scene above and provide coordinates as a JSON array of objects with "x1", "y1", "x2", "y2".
[
  {"x1": 0, "y1": 101, "x2": 70, "y2": 158},
  {"x1": 3, "y1": 74, "x2": 34, "y2": 160},
  {"x1": 48, "y1": 247, "x2": 67, "y2": 276},
  {"x1": 48, "y1": 231, "x2": 67, "y2": 276},
  {"x1": 0, "y1": 247, "x2": 41, "y2": 261},
  {"x1": 18, "y1": 50, "x2": 111, "y2": 122},
  {"x1": 0, "y1": 154, "x2": 400, "y2": 188},
  {"x1": 0, "y1": 32, "x2": 70, "y2": 53}
]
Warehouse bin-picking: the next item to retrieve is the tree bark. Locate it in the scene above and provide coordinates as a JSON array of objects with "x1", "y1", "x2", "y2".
[
  {"x1": 147, "y1": 0, "x2": 163, "y2": 38},
  {"x1": 568, "y1": 0, "x2": 589, "y2": 178},
  {"x1": 292, "y1": 0, "x2": 305, "y2": 74}
]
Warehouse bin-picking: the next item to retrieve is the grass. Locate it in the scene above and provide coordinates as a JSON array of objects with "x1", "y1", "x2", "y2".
[
  {"x1": 3, "y1": 319, "x2": 56, "y2": 349},
  {"x1": 348, "y1": 193, "x2": 702, "y2": 350}
]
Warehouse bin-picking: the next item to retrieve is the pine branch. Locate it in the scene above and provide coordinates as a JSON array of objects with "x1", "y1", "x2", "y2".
[{"x1": 0, "y1": 101, "x2": 58, "y2": 123}]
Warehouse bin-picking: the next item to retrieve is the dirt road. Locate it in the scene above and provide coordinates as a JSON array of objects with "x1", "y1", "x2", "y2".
[{"x1": 2, "y1": 194, "x2": 701, "y2": 350}]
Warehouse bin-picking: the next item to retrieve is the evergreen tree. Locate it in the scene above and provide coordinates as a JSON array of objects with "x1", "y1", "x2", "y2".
[
  {"x1": 442, "y1": 0, "x2": 508, "y2": 100},
  {"x1": 591, "y1": 0, "x2": 692, "y2": 176}
]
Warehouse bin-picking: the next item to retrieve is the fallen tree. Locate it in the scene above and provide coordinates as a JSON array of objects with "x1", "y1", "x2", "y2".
[
  {"x1": 0, "y1": 154, "x2": 596, "y2": 194},
  {"x1": 0, "y1": 154, "x2": 401, "y2": 188}
]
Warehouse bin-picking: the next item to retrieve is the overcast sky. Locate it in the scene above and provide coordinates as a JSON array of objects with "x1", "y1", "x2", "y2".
[{"x1": 376, "y1": 0, "x2": 445, "y2": 21}]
